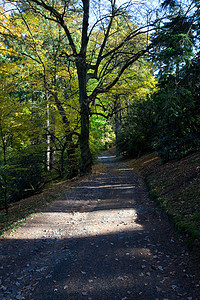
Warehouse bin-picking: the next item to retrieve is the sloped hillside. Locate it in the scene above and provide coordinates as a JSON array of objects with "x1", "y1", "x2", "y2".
[{"x1": 125, "y1": 151, "x2": 200, "y2": 258}]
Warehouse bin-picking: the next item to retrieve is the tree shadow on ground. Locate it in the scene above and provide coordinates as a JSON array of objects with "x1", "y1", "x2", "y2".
[
  {"x1": 43, "y1": 167, "x2": 146, "y2": 214},
  {"x1": 1, "y1": 157, "x2": 199, "y2": 299},
  {"x1": 1, "y1": 215, "x2": 199, "y2": 299}
]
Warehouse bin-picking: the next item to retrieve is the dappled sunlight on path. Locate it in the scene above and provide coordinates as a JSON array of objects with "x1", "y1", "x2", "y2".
[
  {"x1": 7, "y1": 207, "x2": 142, "y2": 240},
  {"x1": 1, "y1": 154, "x2": 199, "y2": 299}
]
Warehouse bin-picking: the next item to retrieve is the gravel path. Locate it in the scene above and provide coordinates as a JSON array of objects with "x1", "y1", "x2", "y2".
[{"x1": 0, "y1": 154, "x2": 199, "y2": 299}]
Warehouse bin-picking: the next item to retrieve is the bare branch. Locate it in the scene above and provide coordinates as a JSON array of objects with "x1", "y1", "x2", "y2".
[
  {"x1": 79, "y1": 0, "x2": 89, "y2": 56},
  {"x1": 89, "y1": 45, "x2": 151, "y2": 100},
  {"x1": 26, "y1": 0, "x2": 78, "y2": 56},
  {"x1": 93, "y1": 1, "x2": 117, "y2": 77}
]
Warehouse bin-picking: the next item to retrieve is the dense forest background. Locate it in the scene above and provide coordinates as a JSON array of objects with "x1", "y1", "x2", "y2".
[{"x1": 0, "y1": 0, "x2": 199, "y2": 212}]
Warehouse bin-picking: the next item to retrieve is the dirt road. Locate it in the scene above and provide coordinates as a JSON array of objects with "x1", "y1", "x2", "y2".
[{"x1": 0, "y1": 154, "x2": 199, "y2": 299}]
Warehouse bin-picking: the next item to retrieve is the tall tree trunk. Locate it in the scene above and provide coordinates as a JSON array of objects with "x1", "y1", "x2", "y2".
[
  {"x1": 50, "y1": 113, "x2": 56, "y2": 167},
  {"x1": 76, "y1": 59, "x2": 92, "y2": 175},
  {"x1": 114, "y1": 95, "x2": 122, "y2": 157},
  {"x1": 0, "y1": 124, "x2": 8, "y2": 214},
  {"x1": 67, "y1": 138, "x2": 79, "y2": 178},
  {"x1": 46, "y1": 99, "x2": 51, "y2": 171},
  {"x1": 52, "y1": 93, "x2": 79, "y2": 178}
]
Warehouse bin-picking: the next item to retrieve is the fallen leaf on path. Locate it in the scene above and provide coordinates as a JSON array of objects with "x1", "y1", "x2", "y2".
[{"x1": 118, "y1": 276, "x2": 124, "y2": 280}]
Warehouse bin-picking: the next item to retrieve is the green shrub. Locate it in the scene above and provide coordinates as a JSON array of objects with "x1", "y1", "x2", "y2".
[
  {"x1": 117, "y1": 100, "x2": 154, "y2": 158},
  {"x1": 153, "y1": 91, "x2": 200, "y2": 162},
  {"x1": 7, "y1": 148, "x2": 45, "y2": 203}
]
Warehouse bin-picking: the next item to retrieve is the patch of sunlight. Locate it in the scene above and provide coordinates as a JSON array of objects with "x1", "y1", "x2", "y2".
[
  {"x1": 62, "y1": 267, "x2": 153, "y2": 294},
  {"x1": 116, "y1": 247, "x2": 151, "y2": 258},
  {"x1": 8, "y1": 208, "x2": 144, "y2": 240},
  {"x1": 79, "y1": 184, "x2": 136, "y2": 189},
  {"x1": 114, "y1": 168, "x2": 134, "y2": 171},
  {"x1": 98, "y1": 155, "x2": 116, "y2": 159},
  {"x1": 142, "y1": 157, "x2": 158, "y2": 165}
]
